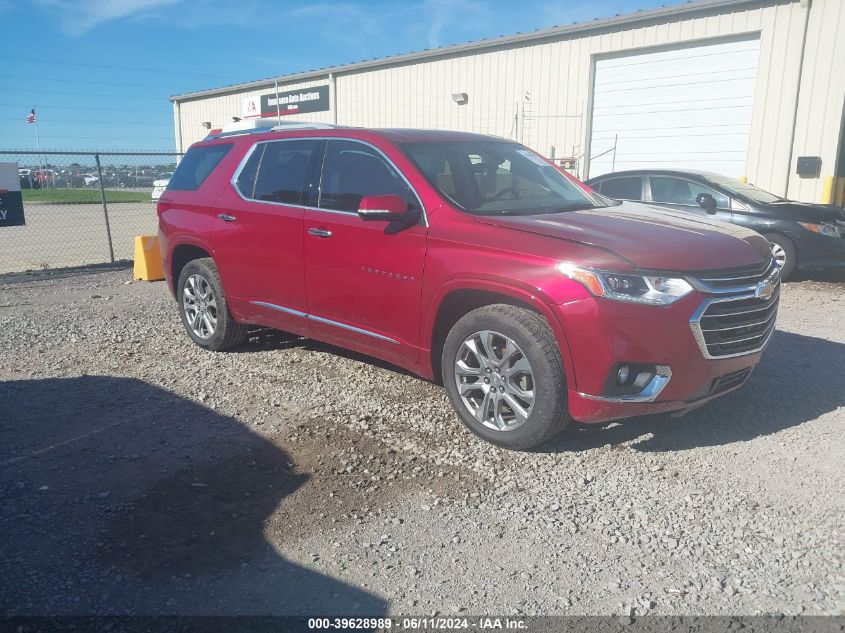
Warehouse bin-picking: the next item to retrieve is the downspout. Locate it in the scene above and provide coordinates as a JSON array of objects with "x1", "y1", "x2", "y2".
[
  {"x1": 329, "y1": 72, "x2": 338, "y2": 124},
  {"x1": 783, "y1": 0, "x2": 812, "y2": 198},
  {"x1": 174, "y1": 101, "x2": 183, "y2": 155}
]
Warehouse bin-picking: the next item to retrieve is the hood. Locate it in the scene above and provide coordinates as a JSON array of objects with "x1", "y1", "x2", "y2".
[
  {"x1": 760, "y1": 201, "x2": 845, "y2": 223},
  {"x1": 475, "y1": 202, "x2": 772, "y2": 272}
]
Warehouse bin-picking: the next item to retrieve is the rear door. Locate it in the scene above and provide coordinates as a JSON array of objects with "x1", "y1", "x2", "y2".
[
  {"x1": 303, "y1": 139, "x2": 427, "y2": 364},
  {"x1": 646, "y1": 174, "x2": 733, "y2": 222},
  {"x1": 212, "y1": 138, "x2": 321, "y2": 331}
]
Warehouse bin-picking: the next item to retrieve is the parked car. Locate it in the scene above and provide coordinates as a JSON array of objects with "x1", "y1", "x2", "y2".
[
  {"x1": 586, "y1": 169, "x2": 845, "y2": 278},
  {"x1": 158, "y1": 124, "x2": 780, "y2": 450},
  {"x1": 151, "y1": 178, "x2": 170, "y2": 200},
  {"x1": 82, "y1": 174, "x2": 99, "y2": 186},
  {"x1": 18, "y1": 168, "x2": 39, "y2": 189}
]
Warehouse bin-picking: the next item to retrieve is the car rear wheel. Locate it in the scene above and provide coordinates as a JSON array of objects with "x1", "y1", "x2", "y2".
[
  {"x1": 441, "y1": 304, "x2": 570, "y2": 450},
  {"x1": 764, "y1": 233, "x2": 797, "y2": 279},
  {"x1": 177, "y1": 258, "x2": 248, "y2": 351}
]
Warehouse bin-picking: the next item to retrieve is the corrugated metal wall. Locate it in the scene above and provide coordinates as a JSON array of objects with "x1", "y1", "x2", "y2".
[{"x1": 173, "y1": 0, "x2": 845, "y2": 204}]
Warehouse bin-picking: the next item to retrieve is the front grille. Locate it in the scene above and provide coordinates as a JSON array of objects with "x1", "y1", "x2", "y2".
[
  {"x1": 710, "y1": 368, "x2": 753, "y2": 395},
  {"x1": 694, "y1": 258, "x2": 776, "y2": 290},
  {"x1": 689, "y1": 260, "x2": 780, "y2": 358}
]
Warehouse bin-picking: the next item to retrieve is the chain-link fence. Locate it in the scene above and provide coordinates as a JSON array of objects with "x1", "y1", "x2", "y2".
[{"x1": 0, "y1": 150, "x2": 182, "y2": 275}]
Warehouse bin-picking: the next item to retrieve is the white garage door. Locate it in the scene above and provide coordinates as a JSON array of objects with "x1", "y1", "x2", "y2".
[{"x1": 588, "y1": 37, "x2": 760, "y2": 179}]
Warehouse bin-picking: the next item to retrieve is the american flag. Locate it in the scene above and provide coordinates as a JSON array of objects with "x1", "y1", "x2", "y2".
[{"x1": 26, "y1": 108, "x2": 36, "y2": 124}]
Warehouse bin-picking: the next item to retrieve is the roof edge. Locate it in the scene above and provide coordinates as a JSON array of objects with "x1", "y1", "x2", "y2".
[{"x1": 170, "y1": 0, "x2": 786, "y2": 102}]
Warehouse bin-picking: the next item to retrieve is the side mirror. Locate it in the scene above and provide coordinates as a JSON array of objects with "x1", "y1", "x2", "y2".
[
  {"x1": 357, "y1": 194, "x2": 409, "y2": 222},
  {"x1": 696, "y1": 193, "x2": 717, "y2": 214}
]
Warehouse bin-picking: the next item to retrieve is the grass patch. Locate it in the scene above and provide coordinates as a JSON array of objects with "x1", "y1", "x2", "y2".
[{"x1": 22, "y1": 188, "x2": 152, "y2": 204}]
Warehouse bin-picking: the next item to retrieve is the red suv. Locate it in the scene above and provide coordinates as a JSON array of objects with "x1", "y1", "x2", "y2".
[{"x1": 157, "y1": 122, "x2": 780, "y2": 449}]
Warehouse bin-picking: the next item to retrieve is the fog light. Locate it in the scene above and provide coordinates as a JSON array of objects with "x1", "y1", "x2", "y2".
[{"x1": 616, "y1": 364, "x2": 631, "y2": 385}]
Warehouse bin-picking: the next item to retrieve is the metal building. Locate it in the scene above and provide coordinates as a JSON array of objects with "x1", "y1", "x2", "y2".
[{"x1": 170, "y1": 0, "x2": 845, "y2": 205}]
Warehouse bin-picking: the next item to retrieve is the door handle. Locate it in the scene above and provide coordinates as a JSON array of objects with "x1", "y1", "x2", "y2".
[
  {"x1": 217, "y1": 213, "x2": 236, "y2": 222},
  {"x1": 308, "y1": 227, "x2": 333, "y2": 238}
]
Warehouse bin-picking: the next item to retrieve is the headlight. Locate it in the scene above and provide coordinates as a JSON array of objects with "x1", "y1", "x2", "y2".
[
  {"x1": 798, "y1": 222, "x2": 841, "y2": 238},
  {"x1": 557, "y1": 263, "x2": 693, "y2": 306}
]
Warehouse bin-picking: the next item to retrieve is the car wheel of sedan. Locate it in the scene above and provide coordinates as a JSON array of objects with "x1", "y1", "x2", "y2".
[
  {"x1": 764, "y1": 233, "x2": 797, "y2": 279},
  {"x1": 442, "y1": 304, "x2": 570, "y2": 450},
  {"x1": 177, "y1": 258, "x2": 248, "y2": 351}
]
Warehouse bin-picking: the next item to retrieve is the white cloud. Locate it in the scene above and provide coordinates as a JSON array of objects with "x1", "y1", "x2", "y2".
[{"x1": 34, "y1": 0, "x2": 183, "y2": 35}]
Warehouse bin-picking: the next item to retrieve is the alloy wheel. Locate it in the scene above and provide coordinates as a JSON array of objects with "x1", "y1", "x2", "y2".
[
  {"x1": 454, "y1": 330, "x2": 535, "y2": 431},
  {"x1": 182, "y1": 273, "x2": 218, "y2": 339}
]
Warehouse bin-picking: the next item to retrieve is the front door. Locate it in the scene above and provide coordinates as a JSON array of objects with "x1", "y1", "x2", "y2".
[
  {"x1": 212, "y1": 138, "x2": 321, "y2": 331},
  {"x1": 303, "y1": 139, "x2": 427, "y2": 364}
]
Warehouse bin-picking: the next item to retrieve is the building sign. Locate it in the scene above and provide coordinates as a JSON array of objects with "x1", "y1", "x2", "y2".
[
  {"x1": 0, "y1": 163, "x2": 25, "y2": 228},
  {"x1": 243, "y1": 85, "x2": 330, "y2": 118}
]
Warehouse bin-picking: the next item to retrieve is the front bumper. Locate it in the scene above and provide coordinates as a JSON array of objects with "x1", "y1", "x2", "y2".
[
  {"x1": 796, "y1": 231, "x2": 845, "y2": 269},
  {"x1": 556, "y1": 292, "x2": 769, "y2": 424}
]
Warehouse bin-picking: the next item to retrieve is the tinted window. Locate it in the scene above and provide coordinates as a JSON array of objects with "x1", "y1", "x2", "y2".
[
  {"x1": 650, "y1": 176, "x2": 729, "y2": 208},
  {"x1": 252, "y1": 140, "x2": 318, "y2": 204},
  {"x1": 168, "y1": 144, "x2": 232, "y2": 191},
  {"x1": 402, "y1": 140, "x2": 595, "y2": 215},
  {"x1": 319, "y1": 140, "x2": 417, "y2": 213},
  {"x1": 234, "y1": 144, "x2": 265, "y2": 199},
  {"x1": 599, "y1": 177, "x2": 642, "y2": 200}
]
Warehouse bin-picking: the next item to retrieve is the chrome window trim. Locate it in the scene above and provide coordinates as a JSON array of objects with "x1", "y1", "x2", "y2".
[
  {"x1": 228, "y1": 136, "x2": 428, "y2": 227},
  {"x1": 577, "y1": 365, "x2": 672, "y2": 403},
  {"x1": 249, "y1": 300, "x2": 400, "y2": 344},
  {"x1": 688, "y1": 291, "x2": 779, "y2": 359}
]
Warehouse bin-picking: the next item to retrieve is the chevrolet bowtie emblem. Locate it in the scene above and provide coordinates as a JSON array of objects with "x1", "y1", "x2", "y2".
[{"x1": 755, "y1": 279, "x2": 776, "y2": 300}]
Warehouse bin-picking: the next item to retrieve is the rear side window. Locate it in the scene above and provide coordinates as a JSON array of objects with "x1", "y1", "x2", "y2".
[
  {"x1": 168, "y1": 144, "x2": 232, "y2": 191},
  {"x1": 599, "y1": 176, "x2": 642, "y2": 200},
  {"x1": 251, "y1": 140, "x2": 319, "y2": 205},
  {"x1": 234, "y1": 144, "x2": 265, "y2": 198}
]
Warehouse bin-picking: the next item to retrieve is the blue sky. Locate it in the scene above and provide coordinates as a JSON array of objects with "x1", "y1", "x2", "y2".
[{"x1": 0, "y1": 0, "x2": 678, "y2": 152}]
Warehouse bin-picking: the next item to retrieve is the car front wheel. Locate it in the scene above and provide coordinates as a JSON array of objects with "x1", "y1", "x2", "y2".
[
  {"x1": 441, "y1": 304, "x2": 570, "y2": 450},
  {"x1": 764, "y1": 233, "x2": 797, "y2": 279}
]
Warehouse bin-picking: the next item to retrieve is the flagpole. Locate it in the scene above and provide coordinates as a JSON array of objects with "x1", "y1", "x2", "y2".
[{"x1": 32, "y1": 107, "x2": 44, "y2": 172}]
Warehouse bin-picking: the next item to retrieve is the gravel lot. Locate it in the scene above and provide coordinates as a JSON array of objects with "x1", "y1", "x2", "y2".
[{"x1": 1, "y1": 266, "x2": 843, "y2": 617}]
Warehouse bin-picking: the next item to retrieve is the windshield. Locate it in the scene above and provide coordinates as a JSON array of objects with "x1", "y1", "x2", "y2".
[
  {"x1": 401, "y1": 140, "x2": 598, "y2": 215},
  {"x1": 705, "y1": 174, "x2": 783, "y2": 204}
]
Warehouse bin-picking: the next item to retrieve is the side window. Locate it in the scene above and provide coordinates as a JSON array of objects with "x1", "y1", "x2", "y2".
[
  {"x1": 319, "y1": 140, "x2": 417, "y2": 213},
  {"x1": 599, "y1": 176, "x2": 642, "y2": 200},
  {"x1": 651, "y1": 176, "x2": 729, "y2": 208},
  {"x1": 252, "y1": 140, "x2": 318, "y2": 205},
  {"x1": 234, "y1": 144, "x2": 265, "y2": 199},
  {"x1": 168, "y1": 143, "x2": 232, "y2": 191}
]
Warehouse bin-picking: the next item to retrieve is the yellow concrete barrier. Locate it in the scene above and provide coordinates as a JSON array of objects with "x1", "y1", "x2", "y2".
[
  {"x1": 821, "y1": 176, "x2": 834, "y2": 204},
  {"x1": 133, "y1": 235, "x2": 165, "y2": 281},
  {"x1": 835, "y1": 176, "x2": 845, "y2": 207}
]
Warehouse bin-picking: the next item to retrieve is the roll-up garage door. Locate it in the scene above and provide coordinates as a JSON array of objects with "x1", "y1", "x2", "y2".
[{"x1": 588, "y1": 37, "x2": 760, "y2": 179}]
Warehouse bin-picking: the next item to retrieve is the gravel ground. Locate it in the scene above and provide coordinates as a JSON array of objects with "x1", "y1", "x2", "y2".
[{"x1": 1, "y1": 266, "x2": 843, "y2": 617}]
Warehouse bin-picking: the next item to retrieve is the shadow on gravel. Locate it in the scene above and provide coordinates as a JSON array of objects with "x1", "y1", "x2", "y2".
[
  {"x1": 0, "y1": 262, "x2": 132, "y2": 285},
  {"x1": 547, "y1": 330, "x2": 845, "y2": 453},
  {"x1": 237, "y1": 327, "x2": 418, "y2": 378},
  {"x1": 786, "y1": 268, "x2": 845, "y2": 284},
  {"x1": 0, "y1": 376, "x2": 386, "y2": 616}
]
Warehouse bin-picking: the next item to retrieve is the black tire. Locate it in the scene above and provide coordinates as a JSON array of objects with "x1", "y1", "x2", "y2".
[
  {"x1": 177, "y1": 258, "x2": 248, "y2": 351},
  {"x1": 764, "y1": 233, "x2": 797, "y2": 279},
  {"x1": 441, "y1": 304, "x2": 570, "y2": 450}
]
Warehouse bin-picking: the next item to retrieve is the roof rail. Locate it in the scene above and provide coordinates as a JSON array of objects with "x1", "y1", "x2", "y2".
[
  {"x1": 205, "y1": 119, "x2": 339, "y2": 140},
  {"x1": 270, "y1": 121, "x2": 338, "y2": 131}
]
